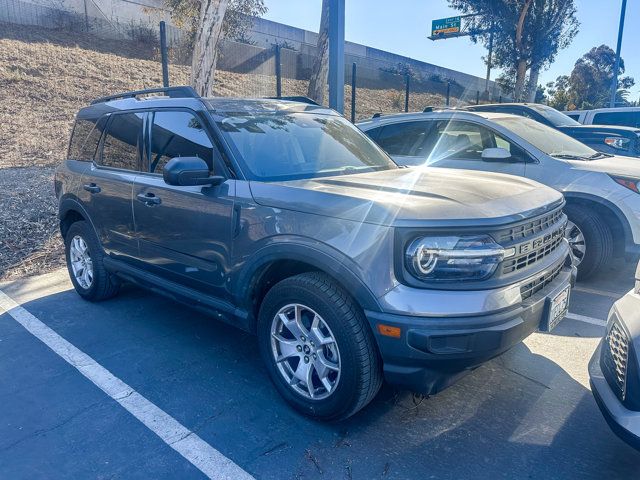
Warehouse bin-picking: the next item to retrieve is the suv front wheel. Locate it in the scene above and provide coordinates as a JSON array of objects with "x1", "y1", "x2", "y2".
[
  {"x1": 64, "y1": 221, "x2": 120, "y2": 301},
  {"x1": 565, "y1": 204, "x2": 613, "y2": 280},
  {"x1": 257, "y1": 272, "x2": 382, "y2": 420}
]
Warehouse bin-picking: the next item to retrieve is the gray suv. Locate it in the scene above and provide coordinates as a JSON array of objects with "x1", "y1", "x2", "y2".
[{"x1": 56, "y1": 86, "x2": 576, "y2": 420}]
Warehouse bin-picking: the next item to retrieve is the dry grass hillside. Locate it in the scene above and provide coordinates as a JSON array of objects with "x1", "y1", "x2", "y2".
[{"x1": 0, "y1": 22, "x2": 449, "y2": 281}]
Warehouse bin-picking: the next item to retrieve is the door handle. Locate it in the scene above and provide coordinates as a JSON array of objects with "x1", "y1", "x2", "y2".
[
  {"x1": 83, "y1": 183, "x2": 101, "y2": 194},
  {"x1": 136, "y1": 192, "x2": 162, "y2": 206}
]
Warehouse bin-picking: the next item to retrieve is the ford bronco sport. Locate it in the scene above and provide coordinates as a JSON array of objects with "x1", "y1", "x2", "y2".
[{"x1": 56, "y1": 86, "x2": 575, "y2": 420}]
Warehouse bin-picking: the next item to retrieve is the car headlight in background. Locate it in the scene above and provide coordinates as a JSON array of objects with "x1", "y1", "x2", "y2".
[
  {"x1": 610, "y1": 175, "x2": 640, "y2": 193},
  {"x1": 405, "y1": 235, "x2": 505, "y2": 282},
  {"x1": 604, "y1": 137, "x2": 631, "y2": 150}
]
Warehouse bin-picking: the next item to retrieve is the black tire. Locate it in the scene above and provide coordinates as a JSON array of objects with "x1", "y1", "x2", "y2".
[
  {"x1": 257, "y1": 272, "x2": 382, "y2": 421},
  {"x1": 64, "y1": 221, "x2": 120, "y2": 301},
  {"x1": 564, "y1": 204, "x2": 613, "y2": 281}
]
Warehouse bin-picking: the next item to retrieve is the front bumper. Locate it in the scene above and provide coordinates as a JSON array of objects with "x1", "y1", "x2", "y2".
[
  {"x1": 365, "y1": 264, "x2": 576, "y2": 395},
  {"x1": 590, "y1": 344, "x2": 640, "y2": 451}
]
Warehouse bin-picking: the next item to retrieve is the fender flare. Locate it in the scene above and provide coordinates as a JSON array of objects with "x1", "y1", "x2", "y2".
[
  {"x1": 563, "y1": 191, "x2": 634, "y2": 248},
  {"x1": 234, "y1": 239, "x2": 383, "y2": 317},
  {"x1": 58, "y1": 196, "x2": 99, "y2": 238}
]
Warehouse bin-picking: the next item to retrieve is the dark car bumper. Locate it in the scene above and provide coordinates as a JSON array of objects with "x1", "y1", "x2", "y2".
[
  {"x1": 365, "y1": 266, "x2": 576, "y2": 395},
  {"x1": 590, "y1": 344, "x2": 640, "y2": 451}
]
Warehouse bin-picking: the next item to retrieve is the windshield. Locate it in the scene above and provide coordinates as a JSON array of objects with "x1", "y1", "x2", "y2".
[
  {"x1": 215, "y1": 112, "x2": 397, "y2": 181},
  {"x1": 492, "y1": 116, "x2": 598, "y2": 159},
  {"x1": 529, "y1": 104, "x2": 581, "y2": 127}
]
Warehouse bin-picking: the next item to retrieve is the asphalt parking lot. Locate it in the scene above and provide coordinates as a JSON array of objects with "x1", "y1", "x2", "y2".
[{"x1": 1, "y1": 261, "x2": 640, "y2": 480}]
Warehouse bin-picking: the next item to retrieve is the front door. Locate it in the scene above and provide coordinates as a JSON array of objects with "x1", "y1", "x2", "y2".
[
  {"x1": 78, "y1": 112, "x2": 144, "y2": 260},
  {"x1": 427, "y1": 120, "x2": 527, "y2": 177},
  {"x1": 132, "y1": 109, "x2": 235, "y2": 300}
]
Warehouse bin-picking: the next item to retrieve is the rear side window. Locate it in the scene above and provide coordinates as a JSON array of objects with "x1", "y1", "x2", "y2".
[
  {"x1": 593, "y1": 111, "x2": 640, "y2": 128},
  {"x1": 149, "y1": 111, "x2": 214, "y2": 174},
  {"x1": 99, "y1": 112, "x2": 144, "y2": 171},
  {"x1": 68, "y1": 117, "x2": 106, "y2": 161},
  {"x1": 377, "y1": 121, "x2": 431, "y2": 156},
  {"x1": 565, "y1": 112, "x2": 581, "y2": 121}
]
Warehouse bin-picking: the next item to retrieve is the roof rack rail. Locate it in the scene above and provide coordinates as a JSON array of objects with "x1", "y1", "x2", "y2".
[
  {"x1": 267, "y1": 96, "x2": 320, "y2": 105},
  {"x1": 90, "y1": 86, "x2": 200, "y2": 105},
  {"x1": 423, "y1": 106, "x2": 434, "y2": 113},
  {"x1": 372, "y1": 112, "x2": 383, "y2": 118}
]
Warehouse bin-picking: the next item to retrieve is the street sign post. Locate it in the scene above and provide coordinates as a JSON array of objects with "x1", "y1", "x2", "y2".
[{"x1": 431, "y1": 16, "x2": 461, "y2": 37}]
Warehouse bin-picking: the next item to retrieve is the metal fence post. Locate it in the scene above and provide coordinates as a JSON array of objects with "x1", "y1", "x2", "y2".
[
  {"x1": 159, "y1": 21, "x2": 169, "y2": 88},
  {"x1": 404, "y1": 74, "x2": 410, "y2": 113},
  {"x1": 446, "y1": 81, "x2": 451, "y2": 106},
  {"x1": 351, "y1": 62, "x2": 357, "y2": 123},
  {"x1": 275, "y1": 44, "x2": 282, "y2": 98}
]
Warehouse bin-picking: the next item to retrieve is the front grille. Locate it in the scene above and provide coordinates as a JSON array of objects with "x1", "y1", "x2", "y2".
[
  {"x1": 602, "y1": 321, "x2": 630, "y2": 401},
  {"x1": 502, "y1": 224, "x2": 566, "y2": 274},
  {"x1": 520, "y1": 261, "x2": 564, "y2": 301},
  {"x1": 499, "y1": 209, "x2": 564, "y2": 243}
]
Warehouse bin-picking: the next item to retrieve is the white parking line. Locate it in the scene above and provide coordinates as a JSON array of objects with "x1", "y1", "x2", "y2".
[
  {"x1": 0, "y1": 289, "x2": 254, "y2": 480},
  {"x1": 565, "y1": 312, "x2": 607, "y2": 327},
  {"x1": 573, "y1": 286, "x2": 623, "y2": 300}
]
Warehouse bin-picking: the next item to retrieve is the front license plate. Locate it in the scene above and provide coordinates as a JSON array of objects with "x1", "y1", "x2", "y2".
[{"x1": 541, "y1": 285, "x2": 571, "y2": 332}]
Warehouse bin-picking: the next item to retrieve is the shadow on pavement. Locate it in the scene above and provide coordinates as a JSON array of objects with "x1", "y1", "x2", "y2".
[{"x1": 2, "y1": 281, "x2": 638, "y2": 480}]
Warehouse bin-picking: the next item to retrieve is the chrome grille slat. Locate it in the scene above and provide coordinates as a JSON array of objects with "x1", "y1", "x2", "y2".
[
  {"x1": 603, "y1": 321, "x2": 630, "y2": 401},
  {"x1": 502, "y1": 228, "x2": 565, "y2": 274}
]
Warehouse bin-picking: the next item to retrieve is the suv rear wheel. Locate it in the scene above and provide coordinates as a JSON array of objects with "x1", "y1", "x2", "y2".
[
  {"x1": 257, "y1": 272, "x2": 382, "y2": 420},
  {"x1": 64, "y1": 221, "x2": 120, "y2": 301},
  {"x1": 565, "y1": 204, "x2": 613, "y2": 280}
]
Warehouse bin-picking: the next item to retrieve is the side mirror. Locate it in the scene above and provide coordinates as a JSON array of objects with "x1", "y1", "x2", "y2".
[
  {"x1": 481, "y1": 147, "x2": 513, "y2": 162},
  {"x1": 163, "y1": 157, "x2": 224, "y2": 187}
]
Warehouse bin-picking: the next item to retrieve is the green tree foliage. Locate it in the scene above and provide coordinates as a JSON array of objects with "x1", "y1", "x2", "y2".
[
  {"x1": 547, "y1": 45, "x2": 635, "y2": 110},
  {"x1": 165, "y1": 0, "x2": 267, "y2": 45},
  {"x1": 447, "y1": 0, "x2": 578, "y2": 100}
]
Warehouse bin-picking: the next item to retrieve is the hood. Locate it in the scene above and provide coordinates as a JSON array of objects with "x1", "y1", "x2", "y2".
[
  {"x1": 558, "y1": 124, "x2": 640, "y2": 137},
  {"x1": 249, "y1": 168, "x2": 563, "y2": 228},
  {"x1": 568, "y1": 155, "x2": 640, "y2": 177}
]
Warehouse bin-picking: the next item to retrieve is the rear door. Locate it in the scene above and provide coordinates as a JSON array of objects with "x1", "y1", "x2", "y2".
[
  {"x1": 371, "y1": 121, "x2": 433, "y2": 166},
  {"x1": 424, "y1": 120, "x2": 527, "y2": 177},
  {"x1": 132, "y1": 109, "x2": 235, "y2": 299},
  {"x1": 78, "y1": 111, "x2": 143, "y2": 259}
]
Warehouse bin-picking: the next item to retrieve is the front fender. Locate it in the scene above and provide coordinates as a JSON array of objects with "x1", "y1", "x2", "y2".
[{"x1": 234, "y1": 237, "x2": 383, "y2": 316}]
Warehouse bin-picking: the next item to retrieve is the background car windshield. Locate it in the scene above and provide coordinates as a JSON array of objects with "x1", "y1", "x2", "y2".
[
  {"x1": 493, "y1": 116, "x2": 597, "y2": 158},
  {"x1": 216, "y1": 112, "x2": 397, "y2": 181},
  {"x1": 529, "y1": 104, "x2": 581, "y2": 127}
]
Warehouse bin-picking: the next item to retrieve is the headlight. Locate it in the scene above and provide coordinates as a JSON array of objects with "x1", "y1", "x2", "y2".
[
  {"x1": 610, "y1": 175, "x2": 640, "y2": 193},
  {"x1": 604, "y1": 137, "x2": 631, "y2": 150},
  {"x1": 405, "y1": 235, "x2": 505, "y2": 282}
]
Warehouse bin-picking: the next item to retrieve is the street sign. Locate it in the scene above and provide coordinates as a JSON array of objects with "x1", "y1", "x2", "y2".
[{"x1": 431, "y1": 16, "x2": 461, "y2": 37}]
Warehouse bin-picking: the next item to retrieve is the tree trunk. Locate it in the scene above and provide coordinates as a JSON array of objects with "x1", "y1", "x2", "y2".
[
  {"x1": 307, "y1": 0, "x2": 330, "y2": 104},
  {"x1": 191, "y1": 0, "x2": 230, "y2": 97},
  {"x1": 513, "y1": 0, "x2": 533, "y2": 101},
  {"x1": 527, "y1": 65, "x2": 540, "y2": 102}
]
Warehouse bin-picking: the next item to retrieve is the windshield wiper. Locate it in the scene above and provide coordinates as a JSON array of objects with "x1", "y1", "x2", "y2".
[
  {"x1": 588, "y1": 152, "x2": 614, "y2": 159},
  {"x1": 550, "y1": 153, "x2": 588, "y2": 160}
]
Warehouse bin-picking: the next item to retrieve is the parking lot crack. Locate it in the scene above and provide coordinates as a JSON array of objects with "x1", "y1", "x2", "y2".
[{"x1": 501, "y1": 365, "x2": 551, "y2": 390}]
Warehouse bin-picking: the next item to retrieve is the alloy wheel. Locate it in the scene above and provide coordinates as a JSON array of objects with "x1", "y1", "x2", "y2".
[
  {"x1": 270, "y1": 303, "x2": 341, "y2": 400},
  {"x1": 69, "y1": 235, "x2": 94, "y2": 289},
  {"x1": 566, "y1": 220, "x2": 586, "y2": 266}
]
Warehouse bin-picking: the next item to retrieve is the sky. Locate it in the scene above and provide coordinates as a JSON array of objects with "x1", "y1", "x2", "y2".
[{"x1": 262, "y1": 0, "x2": 640, "y2": 98}]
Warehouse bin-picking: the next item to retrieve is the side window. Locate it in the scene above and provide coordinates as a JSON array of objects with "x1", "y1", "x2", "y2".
[
  {"x1": 68, "y1": 117, "x2": 107, "y2": 161},
  {"x1": 428, "y1": 121, "x2": 526, "y2": 162},
  {"x1": 149, "y1": 111, "x2": 214, "y2": 174},
  {"x1": 99, "y1": 113, "x2": 143, "y2": 170},
  {"x1": 593, "y1": 111, "x2": 640, "y2": 128},
  {"x1": 565, "y1": 113, "x2": 581, "y2": 121},
  {"x1": 363, "y1": 126, "x2": 383, "y2": 142},
  {"x1": 376, "y1": 121, "x2": 431, "y2": 156}
]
